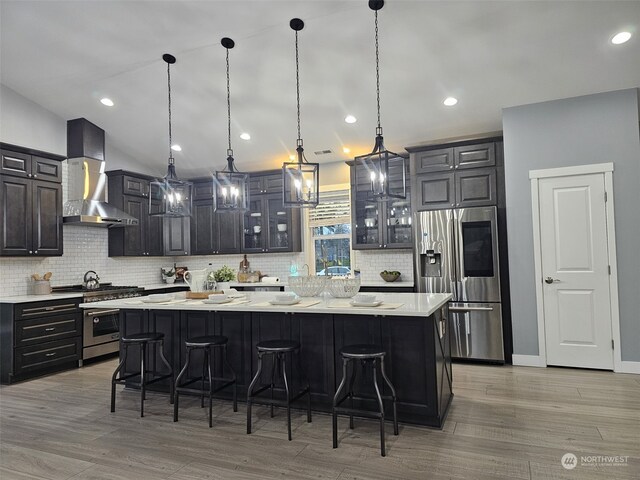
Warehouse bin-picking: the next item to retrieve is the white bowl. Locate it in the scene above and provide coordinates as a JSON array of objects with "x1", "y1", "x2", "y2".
[
  {"x1": 364, "y1": 218, "x2": 376, "y2": 228},
  {"x1": 288, "y1": 275, "x2": 328, "y2": 297},
  {"x1": 277, "y1": 224, "x2": 287, "y2": 232},
  {"x1": 253, "y1": 226, "x2": 262, "y2": 233},
  {"x1": 275, "y1": 293, "x2": 296, "y2": 302},
  {"x1": 327, "y1": 277, "x2": 361, "y2": 298},
  {"x1": 354, "y1": 293, "x2": 376, "y2": 304}
]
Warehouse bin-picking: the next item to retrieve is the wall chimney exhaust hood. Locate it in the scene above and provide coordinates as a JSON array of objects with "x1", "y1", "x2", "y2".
[{"x1": 63, "y1": 118, "x2": 138, "y2": 227}]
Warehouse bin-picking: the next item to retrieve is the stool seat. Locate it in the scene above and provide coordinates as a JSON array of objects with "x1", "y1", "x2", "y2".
[
  {"x1": 185, "y1": 335, "x2": 228, "y2": 347},
  {"x1": 121, "y1": 332, "x2": 164, "y2": 343},
  {"x1": 340, "y1": 344, "x2": 385, "y2": 358},
  {"x1": 256, "y1": 339, "x2": 300, "y2": 352}
]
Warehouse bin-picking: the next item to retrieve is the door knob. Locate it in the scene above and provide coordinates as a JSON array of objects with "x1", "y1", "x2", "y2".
[{"x1": 544, "y1": 277, "x2": 559, "y2": 284}]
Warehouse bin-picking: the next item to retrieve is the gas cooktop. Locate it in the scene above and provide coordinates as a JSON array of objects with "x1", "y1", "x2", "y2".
[{"x1": 52, "y1": 284, "x2": 143, "y2": 302}]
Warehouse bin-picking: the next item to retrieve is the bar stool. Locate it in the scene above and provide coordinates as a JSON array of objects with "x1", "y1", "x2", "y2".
[
  {"x1": 332, "y1": 344, "x2": 398, "y2": 456},
  {"x1": 246, "y1": 339, "x2": 312, "y2": 441},
  {"x1": 173, "y1": 335, "x2": 237, "y2": 427},
  {"x1": 111, "y1": 332, "x2": 174, "y2": 417}
]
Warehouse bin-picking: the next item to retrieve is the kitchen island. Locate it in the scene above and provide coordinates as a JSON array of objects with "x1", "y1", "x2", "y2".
[{"x1": 81, "y1": 292, "x2": 453, "y2": 427}]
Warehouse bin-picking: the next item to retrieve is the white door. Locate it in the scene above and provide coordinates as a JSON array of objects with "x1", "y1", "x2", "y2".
[{"x1": 539, "y1": 173, "x2": 613, "y2": 369}]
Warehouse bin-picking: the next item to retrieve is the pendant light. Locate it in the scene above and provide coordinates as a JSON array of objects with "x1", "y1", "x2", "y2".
[
  {"x1": 282, "y1": 18, "x2": 319, "y2": 208},
  {"x1": 214, "y1": 37, "x2": 249, "y2": 212},
  {"x1": 354, "y1": 0, "x2": 406, "y2": 201},
  {"x1": 150, "y1": 54, "x2": 193, "y2": 217}
]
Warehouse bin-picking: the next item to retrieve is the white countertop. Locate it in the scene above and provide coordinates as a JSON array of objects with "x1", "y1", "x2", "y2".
[
  {"x1": 80, "y1": 292, "x2": 450, "y2": 318},
  {"x1": 0, "y1": 292, "x2": 84, "y2": 304}
]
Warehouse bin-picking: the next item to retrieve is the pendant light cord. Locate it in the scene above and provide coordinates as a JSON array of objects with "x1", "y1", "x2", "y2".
[
  {"x1": 295, "y1": 29, "x2": 301, "y2": 142},
  {"x1": 227, "y1": 47, "x2": 232, "y2": 154},
  {"x1": 167, "y1": 62, "x2": 173, "y2": 162},
  {"x1": 375, "y1": 10, "x2": 381, "y2": 131}
]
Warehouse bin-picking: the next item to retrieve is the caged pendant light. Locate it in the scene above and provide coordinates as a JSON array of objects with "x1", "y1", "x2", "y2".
[
  {"x1": 354, "y1": 0, "x2": 406, "y2": 201},
  {"x1": 150, "y1": 54, "x2": 193, "y2": 217},
  {"x1": 282, "y1": 18, "x2": 319, "y2": 208},
  {"x1": 214, "y1": 37, "x2": 249, "y2": 212}
]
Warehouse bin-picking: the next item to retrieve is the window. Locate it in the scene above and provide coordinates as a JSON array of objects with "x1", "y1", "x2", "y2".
[{"x1": 306, "y1": 188, "x2": 352, "y2": 276}]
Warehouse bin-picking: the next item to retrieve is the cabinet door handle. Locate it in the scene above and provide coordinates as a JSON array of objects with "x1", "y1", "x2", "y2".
[
  {"x1": 33, "y1": 174, "x2": 37, "y2": 178},
  {"x1": 184, "y1": 252, "x2": 187, "y2": 255},
  {"x1": 45, "y1": 327, "x2": 56, "y2": 331},
  {"x1": 383, "y1": 244, "x2": 387, "y2": 248},
  {"x1": 45, "y1": 352, "x2": 57, "y2": 357},
  {"x1": 34, "y1": 250, "x2": 38, "y2": 254},
  {"x1": 449, "y1": 166, "x2": 453, "y2": 170},
  {"x1": 29, "y1": 250, "x2": 33, "y2": 254},
  {"x1": 27, "y1": 173, "x2": 32, "y2": 178}
]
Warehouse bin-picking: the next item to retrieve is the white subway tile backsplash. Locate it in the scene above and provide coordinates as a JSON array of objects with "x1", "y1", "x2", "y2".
[{"x1": 353, "y1": 249, "x2": 414, "y2": 283}]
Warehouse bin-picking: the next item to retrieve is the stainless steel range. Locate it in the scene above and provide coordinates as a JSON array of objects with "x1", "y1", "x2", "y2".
[{"x1": 52, "y1": 283, "x2": 142, "y2": 362}]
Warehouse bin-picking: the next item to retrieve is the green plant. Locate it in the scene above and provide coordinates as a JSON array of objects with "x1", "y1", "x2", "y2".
[
  {"x1": 213, "y1": 265, "x2": 236, "y2": 282},
  {"x1": 161, "y1": 267, "x2": 175, "y2": 277}
]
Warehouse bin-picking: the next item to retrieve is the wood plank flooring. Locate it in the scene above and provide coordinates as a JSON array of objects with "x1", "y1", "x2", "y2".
[{"x1": 1, "y1": 360, "x2": 638, "y2": 479}]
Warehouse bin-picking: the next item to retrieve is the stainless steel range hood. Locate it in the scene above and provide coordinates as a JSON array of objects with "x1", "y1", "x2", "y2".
[{"x1": 63, "y1": 118, "x2": 138, "y2": 227}]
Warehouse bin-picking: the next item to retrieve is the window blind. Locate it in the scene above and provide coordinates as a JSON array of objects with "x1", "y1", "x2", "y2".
[{"x1": 308, "y1": 189, "x2": 351, "y2": 227}]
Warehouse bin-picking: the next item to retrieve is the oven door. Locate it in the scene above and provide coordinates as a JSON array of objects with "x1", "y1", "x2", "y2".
[{"x1": 83, "y1": 309, "x2": 120, "y2": 348}]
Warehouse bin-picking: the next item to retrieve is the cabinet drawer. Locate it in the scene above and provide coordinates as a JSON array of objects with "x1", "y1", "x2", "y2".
[
  {"x1": 412, "y1": 148, "x2": 454, "y2": 173},
  {"x1": 454, "y1": 143, "x2": 495, "y2": 169},
  {"x1": 32, "y1": 156, "x2": 62, "y2": 182},
  {"x1": 1, "y1": 149, "x2": 31, "y2": 177},
  {"x1": 14, "y1": 337, "x2": 81, "y2": 374},
  {"x1": 15, "y1": 313, "x2": 82, "y2": 347},
  {"x1": 16, "y1": 300, "x2": 80, "y2": 320},
  {"x1": 122, "y1": 175, "x2": 149, "y2": 197}
]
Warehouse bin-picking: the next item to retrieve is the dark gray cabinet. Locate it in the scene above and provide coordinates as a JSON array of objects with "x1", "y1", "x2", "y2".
[
  {"x1": 190, "y1": 195, "x2": 241, "y2": 255},
  {"x1": 351, "y1": 162, "x2": 412, "y2": 250},
  {"x1": 242, "y1": 192, "x2": 301, "y2": 253},
  {"x1": 249, "y1": 172, "x2": 283, "y2": 195},
  {"x1": 108, "y1": 170, "x2": 190, "y2": 257},
  {"x1": 1, "y1": 299, "x2": 82, "y2": 384},
  {"x1": 409, "y1": 140, "x2": 502, "y2": 212},
  {"x1": 0, "y1": 144, "x2": 64, "y2": 257}
]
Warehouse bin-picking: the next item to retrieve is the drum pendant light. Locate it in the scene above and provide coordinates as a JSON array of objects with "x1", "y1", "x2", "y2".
[
  {"x1": 282, "y1": 18, "x2": 319, "y2": 208},
  {"x1": 214, "y1": 37, "x2": 249, "y2": 212},
  {"x1": 354, "y1": 0, "x2": 406, "y2": 201},
  {"x1": 150, "y1": 54, "x2": 193, "y2": 217}
]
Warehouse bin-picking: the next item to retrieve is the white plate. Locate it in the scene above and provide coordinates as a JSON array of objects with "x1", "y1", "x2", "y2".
[
  {"x1": 202, "y1": 298, "x2": 233, "y2": 305},
  {"x1": 268, "y1": 298, "x2": 300, "y2": 306},
  {"x1": 349, "y1": 300, "x2": 383, "y2": 307},
  {"x1": 142, "y1": 295, "x2": 172, "y2": 303},
  {"x1": 227, "y1": 293, "x2": 246, "y2": 299}
]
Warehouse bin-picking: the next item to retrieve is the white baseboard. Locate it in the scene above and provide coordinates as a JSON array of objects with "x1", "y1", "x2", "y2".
[
  {"x1": 617, "y1": 361, "x2": 640, "y2": 374},
  {"x1": 512, "y1": 354, "x2": 546, "y2": 367}
]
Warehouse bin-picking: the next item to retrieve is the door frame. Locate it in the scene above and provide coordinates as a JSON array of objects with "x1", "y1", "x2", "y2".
[{"x1": 529, "y1": 163, "x2": 621, "y2": 372}]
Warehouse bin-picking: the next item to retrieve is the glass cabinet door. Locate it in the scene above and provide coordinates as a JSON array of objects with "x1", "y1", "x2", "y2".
[
  {"x1": 353, "y1": 188, "x2": 383, "y2": 249},
  {"x1": 242, "y1": 197, "x2": 266, "y2": 252},
  {"x1": 266, "y1": 194, "x2": 291, "y2": 251},
  {"x1": 383, "y1": 164, "x2": 412, "y2": 248}
]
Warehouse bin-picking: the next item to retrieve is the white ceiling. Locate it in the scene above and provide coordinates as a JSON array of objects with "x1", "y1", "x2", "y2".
[{"x1": 1, "y1": 1, "x2": 639, "y2": 178}]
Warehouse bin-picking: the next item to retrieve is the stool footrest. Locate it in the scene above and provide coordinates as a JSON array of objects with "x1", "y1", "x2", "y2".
[
  {"x1": 114, "y1": 372, "x2": 172, "y2": 388},
  {"x1": 333, "y1": 406, "x2": 384, "y2": 420},
  {"x1": 248, "y1": 385, "x2": 310, "y2": 404},
  {"x1": 175, "y1": 378, "x2": 235, "y2": 396}
]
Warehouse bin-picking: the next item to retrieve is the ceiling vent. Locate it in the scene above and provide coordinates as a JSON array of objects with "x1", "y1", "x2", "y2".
[{"x1": 313, "y1": 149, "x2": 333, "y2": 156}]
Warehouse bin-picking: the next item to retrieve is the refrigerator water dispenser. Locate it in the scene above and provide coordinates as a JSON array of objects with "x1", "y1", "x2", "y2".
[{"x1": 420, "y1": 250, "x2": 442, "y2": 277}]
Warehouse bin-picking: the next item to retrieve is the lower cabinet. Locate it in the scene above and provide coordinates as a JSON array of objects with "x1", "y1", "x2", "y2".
[
  {"x1": 117, "y1": 307, "x2": 452, "y2": 427},
  {"x1": 0, "y1": 299, "x2": 82, "y2": 384}
]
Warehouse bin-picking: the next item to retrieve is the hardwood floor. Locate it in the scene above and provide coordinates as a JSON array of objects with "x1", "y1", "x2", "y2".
[{"x1": 1, "y1": 360, "x2": 638, "y2": 479}]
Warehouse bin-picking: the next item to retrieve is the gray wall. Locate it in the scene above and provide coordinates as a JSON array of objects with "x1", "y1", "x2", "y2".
[{"x1": 503, "y1": 88, "x2": 640, "y2": 362}]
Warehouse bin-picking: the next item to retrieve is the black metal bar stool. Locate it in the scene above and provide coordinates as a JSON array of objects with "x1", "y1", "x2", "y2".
[
  {"x1": 246, "y1": 339, "x2": 311, "y2": 441},
  {"x1": 111, "y1": 332, "x2": 174, "y2": 417},
  {"x1": 332, "y1": 344, "x2": 398, "y2": 456},
  {"x1": 173, "y1": 335, "x2": 237, "y2": 427}
]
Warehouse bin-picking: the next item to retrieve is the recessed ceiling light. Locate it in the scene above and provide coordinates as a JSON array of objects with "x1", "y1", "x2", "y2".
[
  {"x1": 171, "y1": 144, "x2": 182, "y2": 152},
  {"x1": 100, "y1": 98, "x2": 114, "y2": 107},
  {"x1": 343, "y1": 147, "x2": 351, "y2": 154},
  {"x1": 240, "y1": 132, "x2": 251, "y2": 140},
  {"x1": 344, "y1": 115, "x2": 357, "y2": 124},
  {"x1": 443, "y1": 97, "x2": 458, "y2": 106},
  {"x1": 611, "y1": 31, "x2": 632, "y2": 45}
]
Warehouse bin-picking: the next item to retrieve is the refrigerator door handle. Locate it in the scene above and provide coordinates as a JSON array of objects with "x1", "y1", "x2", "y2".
[{"x1": 449, "y1": 306, "x2": 495, "y2": 312}]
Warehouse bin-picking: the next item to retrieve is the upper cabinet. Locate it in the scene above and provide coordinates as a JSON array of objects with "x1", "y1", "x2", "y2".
[
  {"x1": 242, "y1": 171, "x2": 301, "y2": 254},
  {"x1": 350, "y1": 161, "x2": 412, "y2": 250},
  {"x1": 0, "y1": 144, "x2": 64, "y2": 257},
  {"x1": 107, "y1": 171, "x2": 190, "y2": 257},
  {"x1": 408, "y1": 138, "x2": 503, "y2": 212}
]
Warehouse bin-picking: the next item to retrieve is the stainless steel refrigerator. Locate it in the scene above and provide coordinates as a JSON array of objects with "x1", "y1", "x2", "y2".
[{"x1": 414, "y1": 206, "x2": 504, "y2": 362}]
